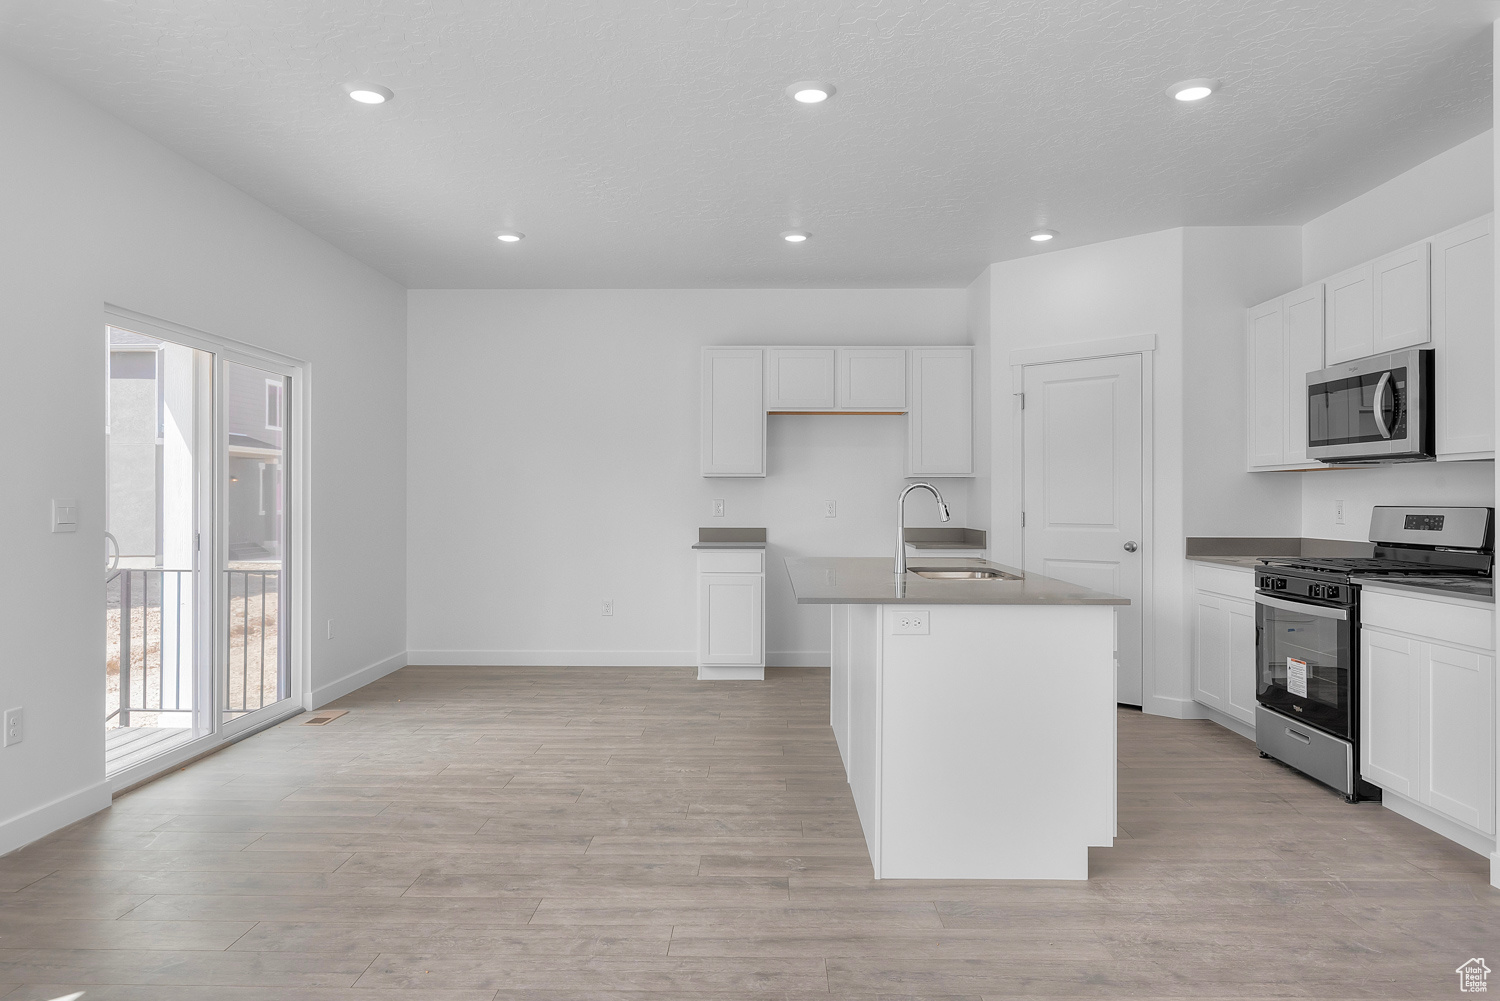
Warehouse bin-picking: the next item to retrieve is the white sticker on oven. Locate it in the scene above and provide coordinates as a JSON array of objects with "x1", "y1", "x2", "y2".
[{"x1": 1287, "y1": 657, "x2": 1308, "y2": 699}]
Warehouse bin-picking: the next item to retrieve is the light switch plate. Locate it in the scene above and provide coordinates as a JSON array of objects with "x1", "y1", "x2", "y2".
[
  {"x1": 891, "y1": 610, "x2": 929, "y2": 635},
  {"x1": 52, "y1": 498, "x2": 78, "y2": 533}
]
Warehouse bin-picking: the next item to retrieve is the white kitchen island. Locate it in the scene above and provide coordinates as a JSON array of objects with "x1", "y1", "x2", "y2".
[{"x1": 786, "y1": 556, "x2": 1129, "y2": 880}]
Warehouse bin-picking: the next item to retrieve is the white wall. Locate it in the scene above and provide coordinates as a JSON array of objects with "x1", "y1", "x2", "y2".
[
  {"x1": 1303, "y1": 131, "x2": 1493, "y2": 283},
  {"x1": 966, "y1": 268, "x2": 993, "y2": 534},
  {"x1": 405, "y1": 289, "x2": 969, "y2": 667},
  {"x1": 1181, "y1": 226, "x2": 1304, "y2": 538},
  {"x1": 986, "y1": 229, "x2": 1190, "y2": 716},
  {"x1": 1298, "y1": 129, "x2": 1496, "y2": 538},
  {"x1": 0, "y1": 56, "x2": 408, "y2": 855}
]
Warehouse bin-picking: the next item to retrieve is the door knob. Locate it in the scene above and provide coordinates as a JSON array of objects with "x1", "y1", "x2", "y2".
[{"x1": 1123, "y1": 541, "x2": 1138, "y2": 553}]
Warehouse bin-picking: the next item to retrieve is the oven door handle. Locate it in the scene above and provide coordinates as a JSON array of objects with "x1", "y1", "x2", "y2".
[
  {"x1": 1372, "y1": 371, "x2": 1392, "y2": 439},
  {"x1": 1256, "y1": 594, "x2": 1349, "y2": 620}
]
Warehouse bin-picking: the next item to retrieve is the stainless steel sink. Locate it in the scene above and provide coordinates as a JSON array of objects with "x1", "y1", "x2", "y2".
[{"x1": 909, "y1": 567, "x2": 1021, "y2": 581}]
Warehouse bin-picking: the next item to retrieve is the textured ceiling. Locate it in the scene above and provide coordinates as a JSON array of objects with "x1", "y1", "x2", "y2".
[{"x1": 0, "y1": 1, "x2": 1495, "y2": 288}]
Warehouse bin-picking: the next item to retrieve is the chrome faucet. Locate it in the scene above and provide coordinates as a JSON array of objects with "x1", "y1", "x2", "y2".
[{"x1": 895, "y1": 482, "x2": 950, "y2": 575}]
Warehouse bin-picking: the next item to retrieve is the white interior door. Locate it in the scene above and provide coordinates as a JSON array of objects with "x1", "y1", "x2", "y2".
[{"x1": 1023, "y1": 354, "x2": 1145, "y2": 706}]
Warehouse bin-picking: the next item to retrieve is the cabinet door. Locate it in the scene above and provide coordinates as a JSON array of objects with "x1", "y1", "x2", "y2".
[
  {"x1": 1224, "y1": 597, "x2": 1259, "y2": 725},
  {"x1": 1360, "y1": 628, "x2": 1421, "y2": 797},
  {"x1": 766, "y1": 348, "x2": 835, "y2": 409},
  {"x1": 839, "y1": 348, "x2": 906, "y2": 409},
  {"x1": 1191, "y1": 593, "x2": 1231, "y2": 710},
  {"x1": 1372, "y1": 242, "x2": 1431, "y2": 355},
  {"x1": 701, "y1": 349, "x2": 765, "y2": 476},
  {"x1": 1424, "y1": 642, "x2": 1495, "y2": 834},
  {"x1": 1283, "y1": 284, "x2": 1325, "y2": 465},
  {"x1": 1246, "y1": 298, "x2": 1286, "y2": 468},
  {"x1": 1325, "y1": 263, "x2": 1374, "y2": 365},
  {"x1": 1432, "y1": 216, "x2": 1495, "y2": 460},
  {"x1": 697, "y1": 572, "x2": 764, "y2": 665},
  {"x1": 907, "y1": 348, "x2": 973, "y2": 476}
]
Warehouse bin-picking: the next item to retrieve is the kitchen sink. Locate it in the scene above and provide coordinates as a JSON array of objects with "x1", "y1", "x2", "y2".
[{"x1": 909, "y1": 567, "x2": 1021, "y2": 581}]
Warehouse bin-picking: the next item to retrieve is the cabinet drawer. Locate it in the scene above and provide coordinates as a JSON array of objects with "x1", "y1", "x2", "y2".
[
  {"x1": 1362, "y1": 590, "x2": 1494, "y2": 651},
  {"x1": 697, "y1": 550, "x2": 764, "y2": 573},
  {"x1": 1192, "y1": 562, "x2": 1255, "y2": 600}
]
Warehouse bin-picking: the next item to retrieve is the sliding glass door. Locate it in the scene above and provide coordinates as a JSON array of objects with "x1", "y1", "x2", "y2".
[
  {"x1": 105, "y1": 317, "x2": 300, "y2": 777},
  {"x1": 221, "y1": 359, "x2": 293, "y2": 730}
]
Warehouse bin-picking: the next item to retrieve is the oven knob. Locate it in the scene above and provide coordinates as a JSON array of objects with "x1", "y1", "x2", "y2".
[
  {"x1": 1309, "y1": 584, "x2": 1322, "y2": 598},
  {"x1": 1273, "y1": 579, "x2": 1288, "y2": 591}
]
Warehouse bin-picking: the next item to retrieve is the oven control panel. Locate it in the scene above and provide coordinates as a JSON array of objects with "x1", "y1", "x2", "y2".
[{"x1": 1257, "y1": 574, "x2": 1348, "y2": 604}]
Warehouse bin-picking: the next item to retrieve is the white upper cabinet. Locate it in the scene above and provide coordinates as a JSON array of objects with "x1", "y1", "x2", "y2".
[
  {"x1": 701, "y1": 348, "x2": 765, "y2": 477},
  {"x1": 1372, "y1": 242, "x2": 1431, "y2": 355},
  {"x1": 766, "y1": 348, "x2": 836, "y2": 409},
  {"x1": 1431, "y1": 215, "x2": 1495, "y2": 460},
  {"x1": 838, "y1": 348, "x2": 907, "y2": 409},
  {"x1": 1325, "y1": 263, "x2": 1374, "y2": 365},
  {"x1": 1246, "y1": 298, "x2": 1287, "y2": 468},
  {"x1": 1245, "y1": 282, "x2": 1323, "y2": 472},
  {"x1": 908, "y1": 347, "x2": 973, "y2": 477},
  {"x1": 1283, "y1": 284, "x2": 1325, "y2": 465},
  {"x1": 703, "y1": 344, "x2": 972, "y2": 478}
]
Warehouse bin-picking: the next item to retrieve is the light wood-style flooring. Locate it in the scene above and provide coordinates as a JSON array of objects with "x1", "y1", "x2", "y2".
[{"x1": 2, "y1": 665, "x2": 1496, "y2": 999}]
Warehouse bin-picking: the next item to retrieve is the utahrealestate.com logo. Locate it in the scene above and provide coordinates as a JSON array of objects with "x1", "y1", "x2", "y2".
[{"x1": 1458, "y1": 958, "x2": 1492, "y2": 992}]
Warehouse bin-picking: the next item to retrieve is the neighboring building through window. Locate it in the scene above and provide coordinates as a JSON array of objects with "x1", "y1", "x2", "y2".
[{"x1": 266, "y1": 379, "x2": 282, "y2": 430}]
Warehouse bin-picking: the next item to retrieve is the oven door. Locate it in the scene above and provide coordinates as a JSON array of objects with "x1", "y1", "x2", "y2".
[{"x1": 1255, "y1": 593, "x2": 1354, "y2": 739}]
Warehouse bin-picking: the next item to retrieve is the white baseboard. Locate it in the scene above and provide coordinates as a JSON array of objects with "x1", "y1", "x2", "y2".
[
  {"x1": 0, "y1": 779, "x2": 111, "y2": 858},
  {"x1": 1194, "y1": 703, "x2": 1256, "y2": 741},
  {"x1": 698, "y1": 666, "x2": 765, "y2": 680},
  {"x1": 406, "y1": 650, "x2": 697, "y2": 667},
  {"x1": 768, "y1": 650, "x2": 829, "y2": 668},
  {"x1": 1381, "y1": 790, "x2": 1494, "y2": 858},
  {"x1": 1141, "y1": 695, "x2": 1203, "y2": 719},
  {"x1": 309, "y1": 649, "x2": 408, "y2": 708}
]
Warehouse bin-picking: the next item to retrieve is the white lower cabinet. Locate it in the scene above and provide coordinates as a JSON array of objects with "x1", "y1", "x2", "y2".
[
  {"x1": 1360, "y1": 590, "x2": 1495, "y2": 847},
  {"x1": 696, "y1": 549, "x2": 765, "y2": 679},
  {"x1": 1190, "y1": 563, "x2": 1257, "y2": 728}
]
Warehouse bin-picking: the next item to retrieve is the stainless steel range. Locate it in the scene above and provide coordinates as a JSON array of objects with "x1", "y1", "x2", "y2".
[{"x1": 1253, "y1": 505, "x2": 1493, "y2": 802}]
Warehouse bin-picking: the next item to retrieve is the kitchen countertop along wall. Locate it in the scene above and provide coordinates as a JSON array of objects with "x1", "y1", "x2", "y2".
[{"x1": 1185, "y1": 536, "x2": 1373, "y2": 568}]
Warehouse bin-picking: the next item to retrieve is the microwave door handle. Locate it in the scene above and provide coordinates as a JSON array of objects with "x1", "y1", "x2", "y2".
[{"x1": 1373, "y1": 371, "x2": 1392, "y2": 439}]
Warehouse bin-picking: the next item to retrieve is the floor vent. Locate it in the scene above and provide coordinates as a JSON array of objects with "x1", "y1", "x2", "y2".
[{"x1": 301, "y1": 709, "x2": 348, "y2": 726}]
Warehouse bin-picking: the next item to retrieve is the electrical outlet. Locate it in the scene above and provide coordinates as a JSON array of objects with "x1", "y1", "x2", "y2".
[
  {"x1": 602, "y1": 599, "x2": 614, "y2": 617},
  {"x1": 824, "y1": 500, "x2": 837, "y2": 518},
  {"x1": 711, "y1": 499, "x2": 725, "y2": 518},
  {"x1": 891, "y1": 610, "x2": 930, "y2": 635},
  {"x1": 1335, "y1": 500, "x2": 1345, "y2": 525},
  {"x1": 326, "y1": 619, "x2": 334, "y2": 640},
  {"x1": 4, "y1": 708, "x2": 23, "y2": 747}
]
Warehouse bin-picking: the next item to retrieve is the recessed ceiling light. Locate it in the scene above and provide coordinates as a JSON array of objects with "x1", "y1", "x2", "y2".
[
  {"x1": 496, "y1": 231, "x2": 525, "y2": 243},
  {"x1": 1168, "y1": 78, "x2": 1218, "y2": 102},
  {"x1": 345, "y1": 83, "x2": 394, "y2": 105},
  {"x1": 786, "y1": 81, "x2": 835, "y2": 104},
  {"x1": 1028, "y1": 229, "x2": 1057, "y2": 243},
  {"x1": 781, "y1": 230, "x2": 810, "y2": 243}
]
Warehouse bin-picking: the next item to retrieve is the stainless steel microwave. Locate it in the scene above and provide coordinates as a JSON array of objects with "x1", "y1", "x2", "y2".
[{"x1": 1306, "y1": 348, "x2": 1434, "y2": 463}]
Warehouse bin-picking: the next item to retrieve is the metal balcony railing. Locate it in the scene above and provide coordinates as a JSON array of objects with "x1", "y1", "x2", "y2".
[{"x1": 106, "y1": 567, "x2": 284, "y2": 726}]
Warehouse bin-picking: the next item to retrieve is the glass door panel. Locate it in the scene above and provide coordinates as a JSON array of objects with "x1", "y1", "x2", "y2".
[
  {"x1": 222, "y1": 360, "x2": 291, "y2": 725},
  {"x1": 105, "y1": 326, "x2": 211, "y2": 774}
]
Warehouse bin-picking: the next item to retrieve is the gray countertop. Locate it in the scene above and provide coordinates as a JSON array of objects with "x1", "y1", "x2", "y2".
[
  {"x1": 784, "y1": 557, "x2": 1130, "y2": 606},
  {"x1": 1354, "y1": 577, "x2": 1495, "y2": 604},
  {"x1": 693, "y1": 527, "x2": 767, "y2": 549},
  {"x1": 904, "y1": 527, "x2": 988, "y2": 550}
]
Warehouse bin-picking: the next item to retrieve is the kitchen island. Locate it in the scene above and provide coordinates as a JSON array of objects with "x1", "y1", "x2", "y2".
[{"x1": 785, "y1": 556, "x2": 1129, "y2": 880}]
